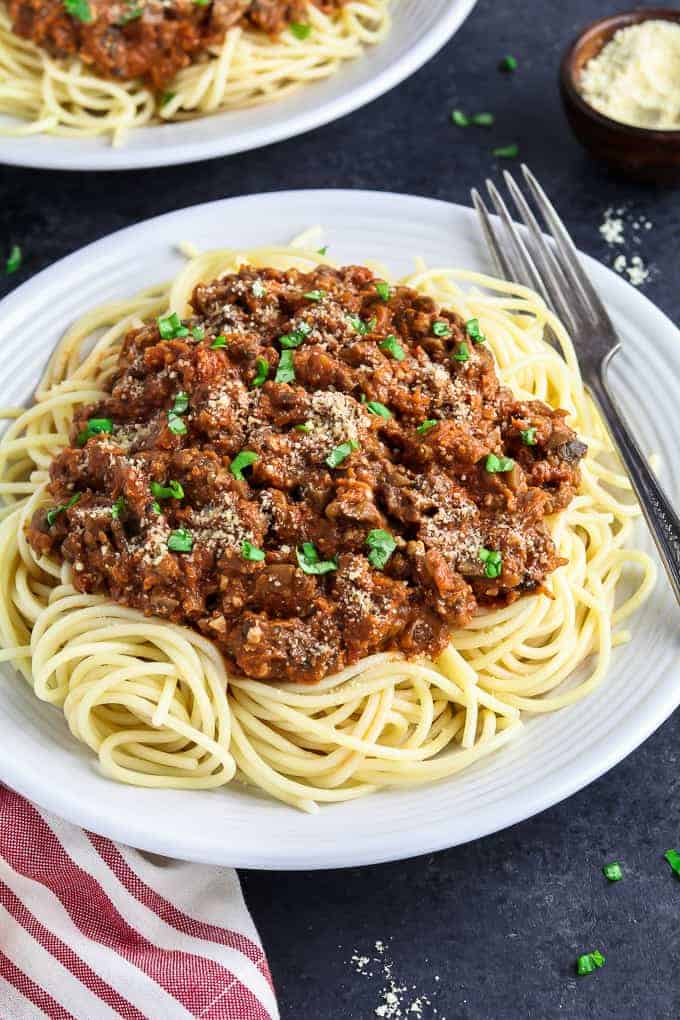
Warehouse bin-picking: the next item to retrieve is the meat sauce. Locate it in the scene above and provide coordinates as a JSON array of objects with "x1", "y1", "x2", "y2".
[
  {"x1": 8, "y1": 0, "x2": 345, "y2": 90},
  {"x1": 28, "y1": 265, "x2": 587, "y2": 683}
]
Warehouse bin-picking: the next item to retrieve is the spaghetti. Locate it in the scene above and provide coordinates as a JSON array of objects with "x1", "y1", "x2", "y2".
[
  {"x1": 0, "y1": 0, "x2": 390, "y2": 144},
  {"x1": 0, "y1": 241, "x2": 656, "y2": 811}
]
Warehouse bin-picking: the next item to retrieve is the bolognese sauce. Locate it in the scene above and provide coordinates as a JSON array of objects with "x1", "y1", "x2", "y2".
[
  {"x1": 27, "y1": 265, "x2": 587, "y2": 683},
  {"x1": 7, "y1": 0, "x2": 347, "y2": 90}
]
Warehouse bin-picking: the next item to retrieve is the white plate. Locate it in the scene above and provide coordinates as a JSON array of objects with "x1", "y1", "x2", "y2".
[
  {"x1": 0, "y1": 190, "x2": 678, "y2": 869},
  {"x1": 0, "y1": 0, "x2": 477, "y2": 171}
]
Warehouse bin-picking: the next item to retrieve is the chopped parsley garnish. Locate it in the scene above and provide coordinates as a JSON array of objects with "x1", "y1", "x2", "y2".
[
  {"x1": 453, "y1": 342, "x2": 470, "y2": 362},
  {"x1": 349, "y1": 315, "x2": 377, "y2": 336},
  {"x1": 5, "y1": 245, "x2": 21, "y2": 274},
  {"x1": 472, "y1": 112, "x2": 495, "y2": 126},
  {"x1": 192, "y1": 0, "x2": 210, "y2": 5},
  {"x1": 465, "y1": 318, "x2": 486, "y2": 344},
  {"x1": 63, "y1": 0, "x2": 93, "y2": 21},
  {"x1": 172, "y1": 391, "x2": 189, "y2": 415},
  {"x1": 318, "y1": 246, "x2": 328, "y2": 256},
  {"x1": 279, "y1": 331, "x2": 306, "y2": 349},
  {"x1": 479, "y1": 547, "x2": 502, "y2": 579},
  {"x1": 485, "y1": 453, "x2": 515, "y2": 473},
  {"x1": 295, "y1": 421, "x2": 313, "y2": 433},
  {"x1": 520, "y1": 427, "x2": 537, "y2": 446},
  {"x1": 603, "y1": 861, "x2": 623, "y2": 882},
  {"x1": 432, "y1": 320, "x2": 451, "y2": 338},
  {"x1": 251, "y1": 357, "x2": 269, "y2": 387},
  {"x1": 451, "y1": 109, "x2": 469, "y2": 126},
  {"x1": 303, "y1": 289, "x2": 325, "y2": 302},
  {"x1": 157, "y1": 311, "x2": 189, "y2": 340},
  {"x1": 500, "y1": 54, "x2": 518, "y2": 71},
  {"x1": 326, "y1": 439, "x2": 359, "y2": 469},
  {"x1": 252, "y1": 280, "x2": 266, "y2": 298},
  {"x1": 76, "y1": 417, "x2": 113, "y2": 446},
  {"x1": 210, "y1": 335, "x2": 227, "y2": 349},
  {"x1": 160, "y1": 91, "x2": 176, "y2": 107},
  {"x1": 191, "y1": 325, "x2": 205, "y2": 341},
  {"x1": 375, "y1": 281, "x2": 390, "y2": 301},
  {"x1": 493, "y1": 144, "x2": 520, "y2": 159},
  {"x1": 365, "y1": 400, "x2": 392, "y2": 420},
  {"x1": 116, "y1": 3, "x2": 142, "y2": 24},
  {"x1": 576, "y1": 951, "x2": 605, "y2": 976},
  {"x1": 296, "y1": 542, "x2": 338, "y2": 575},
  {"x1": 664, "y1": 849, "x2": 680, "y2": 876},
  {"x1": 366, "y1": 529, "x2": 396, "y2": 570},
  {"x1": 379, "y1": 335, "x2": 405, "y2": 361},
  {"x1": 151, "y1": 479, "x2": 184, "y2": 501},
  {"x1": 290, "y1": 21, "x2": 311, "y2": 39},
  {"x1": 151, "y1": 500, "x2": 162, "y2": 514},
  {"x1": 230, "y1": 449, "x2": 258, "y2": 481},
  {"x1": 275, "y1": 349, "x2": 296, "y2": 384},
  {"x1": 167, "y1": 413, "x2": 187, "y2": 435},
  {"x1": 167, "y1": 528, "x2": 193, "y2": 553},
  {"x1": 46, "y1": 492, "x2": 80, "y2": 527},
  {"x1": 417, "y1": 419, "x2": 438, "y2": 434},
  {"x1": 111, "y1": 495, "x2": 126, "y2": 520},
  {"x1": 241, "y1": 541, "x2": 265, "y2": 562}
]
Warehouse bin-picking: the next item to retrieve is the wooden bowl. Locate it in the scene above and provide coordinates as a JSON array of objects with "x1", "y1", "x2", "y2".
[{"x1": 560, "y1": 8, "x2": 680, "y2": 185}]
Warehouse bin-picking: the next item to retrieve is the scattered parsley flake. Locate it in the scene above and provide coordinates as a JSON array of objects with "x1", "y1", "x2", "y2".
[
  {"x1": 242, "y1": 541, "x2": 265, "y2": 562},
  {"x1": 366, "y1": 529, "x2": 396, "y2": 570},
  {"x1": 46, "y1": 492, "x2": 80, "y2": 527},
  {"x1": 5, "y1": 245, "x2": 21, "y2": 274},
  {"x1": 603, "y1": 861, "x2": 623, "y2": 882},
  {"x1": 63, "y1": 0, "x2": 93, "y2": 21},
  {"x1": 252, "y1": 357, "x2": 269, "y2": 387},
  {"x1": 167, "y1": 528, "x2": 193, "y2": 553},
  {"x1": 576, "y1": 951, "x2": 605, "y2": 976},
  {"x1": 275, "y1": 349, "x2": 296, "y2": 384},
  {"x1": 493, "y1": 144, "x2": 519, "y2": 159},
  {"x1": 375, "y1": 281, "x2": 390, "y2": 301},
  {"x1": 230, "y1": 450, "x2": 258, "y2": 481},
  {"x1": 379, "y1": 335, "x2": 405, "y2": 361},
  {"x1": 296, "y1": 542, "x2": 338, "y2": 575},
  {"x1": 326, "y1": 439, "x2": 359, "y2": 469},
  {"x1": 290, "y1": 21, "x2": 311, "y2": 39}
]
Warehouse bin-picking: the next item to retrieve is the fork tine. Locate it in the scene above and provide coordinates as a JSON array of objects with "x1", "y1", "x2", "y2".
[
  {"x1": 521, "y1": 164, "x2": 609, "y2": 327},
  {"x1": 484, "y1": 178, "x2": 579, "y2": 338},
  {"x1": 501, "y1": 170, "x2": 579, "y2": 332},
  {"x1": 470, "y1": 188, "x2": 512, "y2": 280},
  {"x1": 484, "y1": 178, "x2": 551, "y2": 304}
]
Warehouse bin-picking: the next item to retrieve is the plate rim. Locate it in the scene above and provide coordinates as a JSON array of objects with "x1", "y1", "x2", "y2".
[
  {"x1": 0, "y1": 0, "x2": 478, "y2": 171},
  {"x1": 1, "y1": 187, "x2": 679, "y2": 869}
]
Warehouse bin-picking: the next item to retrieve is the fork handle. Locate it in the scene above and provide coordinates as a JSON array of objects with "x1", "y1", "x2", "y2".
[{"x1": 589, "y1": 367, "x2": 680, "y2": 605}]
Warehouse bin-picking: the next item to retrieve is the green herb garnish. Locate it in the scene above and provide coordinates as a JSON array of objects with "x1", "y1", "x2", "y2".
[
  {"x1": 295, "y1": 421, "x2": 313, "y2": 433},
  {"x1": 664, "y1": 849, "x2": 680, "y2": 877},
  {"x1": 493, "y1": 144, "x2": 519, "y2": 159},
  {"x1": 160, "y1": 91, "x2": 176, "y2": 107},
  {"x1": 230, "y1": 450, "x2": 258, "y2": 481},
  {"x1": 76, "y1": 417, "x2": 113, "y2": 446},
  {"x1": 167, "y1": 528, "x2": 193, "y2": 553},
  {"x1": 111, "y1": 495, "x2": 126, "y2": 520},
  {"x1": 290, "y1": 21, "x2": 311, "y2": 39},
  {"x1": 603, "y1": 861, "x2": 623, "y2": 882},
  {"x1": 465, "y1": 318, "x2": 486, "y2": 344},
  {"x1": 172, "y1": 391, "x2": 189, "y2": 415},
  {"x1": 576, "y1": 951, "x2": 605, "y2": 976},
  {"x1": 167, "y1": 413, "x2": 187, "y2": 436},
  {"x1": 63, "y1": 0, "x2": 93, "y2": 21},
  {"x1": 499, "y1": 54, "x2": 517, "y2": 71},
  {"x1": 349, "y1": 315, "x2": 377, "y2": 336},
  {"x1": 485, "y1": 453, "x2": 515, "y2": 473},
  {"x1": 241, "y1": 541, "x2": 265, "y2": 562},
  {"x1": 151, "y1": 479, "x2": 184, "y2": 501},
  {"x1": 479, "y1": 547, "x2": 503, "y2": 579},
  {"x1": 520, "y1": 427, "x2": 537, "y2": 446},
  {"x1": 379, "y1": 335, "x2": 405, "y2": 361},
  {"x1": 453, "y1": 342, "x2": 470, "y2": 362},
  {"x1": 416, "y1": 419, "x2": 438, "y2": 434},
  {"x1": 326, "y1": 440, "x2": 359, "y2": 469},
  {"x1": 275, "y1": 350, "x2": 296, "y2": 384},
  {"x1": 365, "y1": 400, "x2": 392, "y2": 420},
  {"x1": 117, "y1": 3, "x2": 142, "y2": 25},
  {"x1": 210, "y1": 335, "x2": 227, "y2": 349},
  {"x1": 366, "y1": 529, "x2": 396, "y2": 570},
  {"x1": 472, "y1": 112, "x2": 495, "y2": 126},
  {"x1": 252, "y1": 280, "x2": 266, "y2": 298},
  {"x1": 157, "y1": 311, "x2": 189, "y2": 340},
  {"x1": 296, "y1": 542, "x2": 338, "y2": 575},
  {"x1": 5, "y1": 245, "x2": 21, "y2": 274},
  {"x1": 191, "y1": 325, "x2": 205, "y2": 341},
  {"x1": 375, "y1": 281, "x2": 390, "y2": 301},
  {"x1": 46, "y1": 492, "x2": 80, "y2": 527},
  {"x1": 318, "y1": 246, "x2": 328, "y2": 255},
  {"x1": 432, "y1": 320, "x2": 451, "y2": 338},
  {"x1": 303, "y1": 289, "x2": 325, "y2": 302},
  {"x1": 452, "y1": 109, "x2": 469, "y2": 126},
  {"x1": 251, "y1": 357, "x2": 269, "y2": 387}
]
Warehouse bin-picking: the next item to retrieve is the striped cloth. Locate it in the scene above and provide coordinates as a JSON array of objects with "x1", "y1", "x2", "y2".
[{"x1": 0, "y1": 786, "x2": 279, "y2": 1020}]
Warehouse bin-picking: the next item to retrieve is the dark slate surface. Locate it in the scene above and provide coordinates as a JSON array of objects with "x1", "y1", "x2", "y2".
[{"x1": 1, "y1": 1, "x2": 679, "y2": 1017}]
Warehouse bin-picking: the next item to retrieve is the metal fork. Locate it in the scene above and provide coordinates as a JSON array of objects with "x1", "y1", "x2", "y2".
[{"x1": 472, "y1": 165, "x2": 680, "y2": 605}]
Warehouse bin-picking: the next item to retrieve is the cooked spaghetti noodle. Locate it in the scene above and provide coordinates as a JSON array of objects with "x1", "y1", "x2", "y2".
[
  {"x1": 0, "y1": 240, "x2": 656, "y2": 811},
  {"x1": 0, "y1": 0, "x2": 389, "y2": 144}
]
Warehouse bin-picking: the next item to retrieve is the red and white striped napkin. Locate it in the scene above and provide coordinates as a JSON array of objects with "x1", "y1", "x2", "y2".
[{"x1": 0, "y1": 786, "x2": 279, "y2": 1020}]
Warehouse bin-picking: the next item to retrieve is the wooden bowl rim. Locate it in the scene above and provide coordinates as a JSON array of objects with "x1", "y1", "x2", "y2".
[{"x1": 560, "y1": 7, "x2": 680, "y2": 139}]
